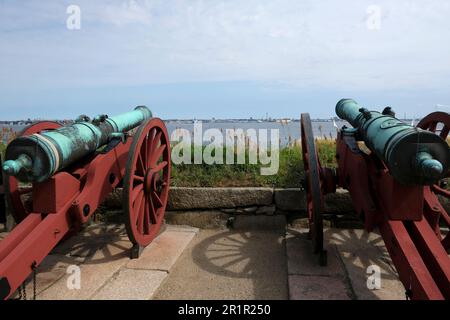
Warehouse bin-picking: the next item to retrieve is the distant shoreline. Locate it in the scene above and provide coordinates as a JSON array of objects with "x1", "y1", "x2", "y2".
[{"x1": 0, "y1": 118, "x2": 422, "y2": 126}]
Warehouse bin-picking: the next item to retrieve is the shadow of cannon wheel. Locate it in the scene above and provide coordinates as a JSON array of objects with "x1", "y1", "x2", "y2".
[
  {"x1": 188, "y1": 229, "x2": 288, "y2": 300},
  {"x1": 51, "y1": 224, "x2": 132, "y2": 265},
  {"x1": 192, "y1": 230, "x2": 258, "y2": 279}
]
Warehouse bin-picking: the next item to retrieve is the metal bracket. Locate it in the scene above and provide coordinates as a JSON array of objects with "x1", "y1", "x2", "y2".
[
  {"x1": 75, "y1": 115, "x2": 91, "y2": 123},
  {"x1": 130, "y1": 244, "x2": 144, "y2": 260},
  {"x1": 129, "y1": 224, "x2": 167, "y2": 259},
  {"x1": 318, "y1": 250, "x2": 328, "y2": 267},
  {"x1": 92, "y1": 114, "x2": 109, "y2": 125},
  {"x1": 359, "y1": 108, "x2": 372, "y2": 120},
  {"x1": 341, "y1": 128, "x2": 362, "y2": 154},
  {"x1": 100, "y1": 137, "x2": 124, "y2": 154},
  {"x1": 0, "y1": 277, "x2": 11, "y2": 300},
  {"x1": 110, "y1": 132, "x2": 127, "y2": 144},
  {"x1": 382, "y1": 106, "x2": 396, "y2": 117}
]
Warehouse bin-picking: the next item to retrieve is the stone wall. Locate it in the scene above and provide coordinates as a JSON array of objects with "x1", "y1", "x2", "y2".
[{"x1": 103, "y1": 187, "x2": 354, "y2": 216}]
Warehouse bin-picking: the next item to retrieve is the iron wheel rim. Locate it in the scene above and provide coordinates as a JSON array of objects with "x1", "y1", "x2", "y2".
[{"x1": 301, "y1": 113, "x2": 324, "y2": 254}]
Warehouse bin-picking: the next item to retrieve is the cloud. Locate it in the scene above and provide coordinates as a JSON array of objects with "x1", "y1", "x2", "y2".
[
  {"x1": 101, "y1": 0, "x2": 153, "y2": 26},
  {"x1": 0, "y1": 0, "x2": 449, "y2": 92}
]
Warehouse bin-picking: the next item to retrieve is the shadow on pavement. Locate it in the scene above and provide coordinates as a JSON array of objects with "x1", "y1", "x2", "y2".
[{"x1": 191, "y1": 229, "x2": 288, "y2": 299}]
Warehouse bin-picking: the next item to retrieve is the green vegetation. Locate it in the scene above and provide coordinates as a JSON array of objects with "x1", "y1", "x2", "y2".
[
  {"x1": 316, "y1": 140, "x2": 338, "y2": 168},
  {"x1": 0, "y1": 140, "x2": 337, "y2": 188},
  {"x1": 0, "y1": 143, "x2": 5, "y2": 159},
  {"x1": 171, "y1": 141, "x2": 337, "y2": 188},
  {"x1": 171, "y1": 146, "x2": 303, "y2": 188},
  {"x1": 0, "y1": 129, "x2": 15, "y2": 158}
]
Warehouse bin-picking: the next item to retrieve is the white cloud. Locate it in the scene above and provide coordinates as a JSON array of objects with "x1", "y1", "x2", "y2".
[
  {"x1": 0, "y1": 0, "x2": 449, "y2": 91},
  {"x1": 102, "y1": 0, "x2": 153, "y2": 26}
]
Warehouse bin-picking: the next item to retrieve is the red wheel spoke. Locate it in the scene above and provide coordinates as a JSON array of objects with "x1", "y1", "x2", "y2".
[
  {"x1": 143, "y1": 135, "x2": 149, "y2": 169},
  {"x1": 148, "y1": 131, "x2": 162, "y2": 167},
  {"x1": 138, "y1": 154, "x2": 146, "y2": 174},
  {"x1": 150, "y1": 144, "x2": 166, "y2": 167},
  {"x1": 150, "y1": 132, "x2": 161, "y2": 156},
  {"x1": 132, "y1": 184, "x2": 144, "y2": 202},
  {"x1": 149, "y1": 127, "x2": 156, "y2": 142},
  {"x1": 143, "y1": 195, "x2": 151, "y2": 234},
  {"x1": 152, "y1": 191, "x2": 163, "y2": 207},
  {"x1": 133, "y1": 192, "x2": 144, "y2": 224},
  {"x1": 137, "y1": 199, "x2": 146, "y2": 233},
  {"x1": 153, "y1": 161, "x2": 168, "y2": 172},
  {"x1": 148, "y1": 194, "x2": 158, "y2": 224},
  {"x1": 145, "y1": 129, "x2": 156, "y2": 164},
  {"x1": 151, "y1": 131, "x2": 162, "y2": 152}
]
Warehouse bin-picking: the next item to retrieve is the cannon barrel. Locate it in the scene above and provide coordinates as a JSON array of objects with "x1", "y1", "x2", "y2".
[
  {"x1": 336, "y1": 99, "x2": 449, "y2": 185},
  {"x1": 2, "y1": 106, "x2": 152, "y2": 183}
]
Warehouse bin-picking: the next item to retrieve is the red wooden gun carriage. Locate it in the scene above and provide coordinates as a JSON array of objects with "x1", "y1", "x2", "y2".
[
  {"x1": 301, "y1": 99, "x2": 450, "y2": 300},
  {"x1": 0, "y1": 107, "x2": 171, "y2": 300}
]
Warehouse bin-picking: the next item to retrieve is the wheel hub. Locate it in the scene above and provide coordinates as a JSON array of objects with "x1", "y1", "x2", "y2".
[{"x1": 144, "y1": 169, "x2": 159, "y2": 194}]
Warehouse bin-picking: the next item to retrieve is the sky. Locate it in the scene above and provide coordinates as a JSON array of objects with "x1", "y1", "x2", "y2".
[{"x1": 0, "y1": 0, "x2": 449, "y2": 120}]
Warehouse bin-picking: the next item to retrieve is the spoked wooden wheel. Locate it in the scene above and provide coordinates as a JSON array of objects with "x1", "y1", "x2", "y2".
[
  {"x1": 417, "y1": 112, "x2": 450, "y2": 250},
  {"x1": 301, "y1": 113, "x2": 327, "y2": 266},
  {"x1": 5, "y1": 121, "x2": 61, "y2": 223},
  {"x1": 417, "y1": 112, "x2": 450, "y2": 182},
  {"x1": 123, "y1": 118, "x2": 171, "y2": 250},
  {"x1": 0, "y1": 154, "x2": 5, "y2": 224},
  {"x1": 417, "y1": 112, "x2": 450, "y2": 140}
]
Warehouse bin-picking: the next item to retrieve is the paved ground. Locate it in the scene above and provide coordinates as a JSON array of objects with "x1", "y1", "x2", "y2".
[
  {"x1": 154, "y1": 217, "x2": 288, "y2": 300},
  {"x1": 154, "y1": 217, "x2": 405, "y2": 300},
  {"x1": 1, "y1": 215, "x2": 408, "y2": 300},
  {"x1": 286, "y1": 228, "x2": 405, "y2": 300},
  {"x1": 8, "y1": 223, "x2": 198, "y2": 300}
]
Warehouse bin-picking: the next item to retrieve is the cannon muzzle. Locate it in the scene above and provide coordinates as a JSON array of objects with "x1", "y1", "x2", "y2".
[
  {"x1": 3, "y1": 106, "x2": 152, "y2": 183},
  {"x1": 336, "y1": 99, "x2": 449, "y2": 185}
]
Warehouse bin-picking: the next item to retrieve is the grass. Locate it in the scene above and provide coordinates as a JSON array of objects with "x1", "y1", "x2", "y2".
[
  {"x1": 0, "y1": 140, "x2": 337, "y2": 188},
  {"x1": 0, "y1": 129, "x2": 15, "y2": 160},
  {"x1": 316, "y1": 139, "x2": 338, "y2": 168},
  {"x1": 171, "y1": 146, "x2": 299, "y2": 188},
  {"x1": 171, "y1": 141, "x2": 336, "y2": 188},
  {"x1": 0, "y1": 143, "x2": 5, "y2": 160}
]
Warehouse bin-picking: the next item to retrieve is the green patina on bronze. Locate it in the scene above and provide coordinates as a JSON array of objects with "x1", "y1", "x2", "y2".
[
  {"x1": 336, "y1": 99, "x2": 449, "y2": 185},
  {"x1": 2, "y1": 106, "x2": 152, "y2": 183}
]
